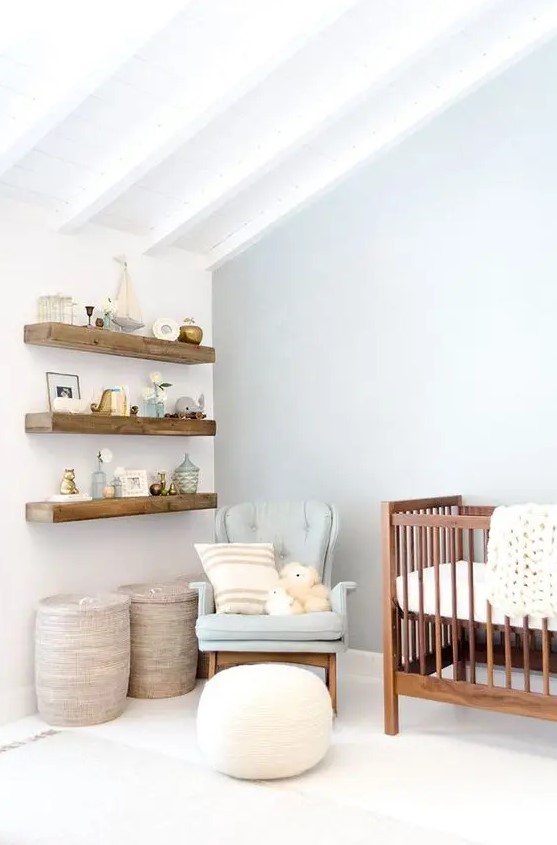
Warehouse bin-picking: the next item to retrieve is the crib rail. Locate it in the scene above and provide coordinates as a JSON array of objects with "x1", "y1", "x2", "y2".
[{"x1": 382, "y1": 496, "x2": 557, "y2": 734}]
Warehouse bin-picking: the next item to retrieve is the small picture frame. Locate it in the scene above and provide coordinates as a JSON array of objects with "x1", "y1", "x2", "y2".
[
  {"x1": 119, "y1": 470, "x2": 149, "y2": 498},
  {"x1": 46, "y1": 372, "x2": 81, "y2": 411}
]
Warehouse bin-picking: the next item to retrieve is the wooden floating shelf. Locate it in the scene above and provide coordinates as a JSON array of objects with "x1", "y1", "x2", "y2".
[
  {"x1": 25, "y1": 412, "x2": 216, "y2": 437},
  {"x1": 24, "y1": 322, "x2": 215, "y2": 365},
  {"x1": 26, "y1": 494, "x2": 218, "y2": 523}
]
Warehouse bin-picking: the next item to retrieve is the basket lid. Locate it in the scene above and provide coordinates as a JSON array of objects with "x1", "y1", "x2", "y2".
[
  {"x1": 174, "y1": 571, "x2": 207, "y2": 586},
  {"x1": 38, "y1": 593, "x2": 130, "y2": 614},
  {"x1": 118, "y1": 582, "x2": 197, "y2": 604}
]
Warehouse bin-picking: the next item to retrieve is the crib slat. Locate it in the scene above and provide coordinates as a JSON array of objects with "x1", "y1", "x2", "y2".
[
  {"x1": 440, "y1": 524, "x2": 446, "y2": 650},
  {"x1": 486, "y1": 602, "x2": 494, "y2": 687},
  {"x1": 523, "y1": 617, "x2": 531, "y2": 693},
  {"x1": 542, "y1": 619, "x2": 550, "y2": 696},
  {"x1": 421, "y1": 517, "x2": 431, "y2": 657},
  {"x1": 395, "y1": 527, "x2": 402, "y2": 668},
  {"x1": 433, "y1": 524, "x2": 442, "y2": 677},
  {"x1": 467, "y1": 529, "x2": 475, "y2": 684},
  {"x1": 449, "y1": 527, "x2": 458, "y2": 679},
  {"x1": 408, "y1": 527, "x2": 416, "y2": 663},
  {"x1": 504, "y1": 618, "x2": 512, "y2": 689},
  {"x1": 417, "y1": 526, "x2": 426, "y2": 675},
  {"x1": 428, "y1": 522, "x2": 435, "y2": 659},
  {"x1": 402, "y1": 525, "x2": 409, "y2": 672},
  {"x1": 455, "y1": 523, "x2": 463, "y2": 560}
]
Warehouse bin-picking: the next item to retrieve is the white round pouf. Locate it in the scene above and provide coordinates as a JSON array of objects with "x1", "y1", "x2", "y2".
[{"x1": 197, "y1": 664, "x2": 333, "y2": 780}]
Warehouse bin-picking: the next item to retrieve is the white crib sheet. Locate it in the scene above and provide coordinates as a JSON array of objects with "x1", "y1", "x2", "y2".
[{"x1": 395, "y1": 561, "x2": 557, "y2": 632}]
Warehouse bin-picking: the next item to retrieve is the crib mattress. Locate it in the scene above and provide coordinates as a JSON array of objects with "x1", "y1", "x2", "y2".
[{"x1": 395, "y1": 561, "x2": 557, "y2": 632}]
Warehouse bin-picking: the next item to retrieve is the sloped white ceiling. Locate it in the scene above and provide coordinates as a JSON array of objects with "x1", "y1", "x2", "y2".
[{"x1": 1, "y1": 0, "x2": 556, "y2": 269}]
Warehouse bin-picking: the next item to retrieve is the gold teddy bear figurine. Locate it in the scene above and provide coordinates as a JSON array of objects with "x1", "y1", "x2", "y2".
[{"x1": 60, "y1": 469, "x2": 79, "y2": 496}]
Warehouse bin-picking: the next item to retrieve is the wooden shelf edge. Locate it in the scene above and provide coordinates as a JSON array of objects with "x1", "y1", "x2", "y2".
[
  {"x1": 25, "y1": 412, "x2": 216, "y2": 437},
  {"x1": 24, "y1": 322, "x2": 215, "y2": 365},
  {"x1": 26, "y1": 494, "x2": 218, "y2": 523}
]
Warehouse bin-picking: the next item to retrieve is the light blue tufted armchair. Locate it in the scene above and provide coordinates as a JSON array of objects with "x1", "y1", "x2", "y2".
[{"x1": 192, "y1": 501, "x2": 356, "y2": 711}]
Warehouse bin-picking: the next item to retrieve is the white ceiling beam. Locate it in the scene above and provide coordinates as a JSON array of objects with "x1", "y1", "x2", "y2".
[
  {"x1": 143, "y1": 3, "x2": 495, "y2": 254},
  {"x1": 205, "y1": 1, "x2": 557, "y2": 271},
  {"x1": 0, "y1": 2, "x2": 190, "y2": 178},
  {"x1": 54, "y1": 0, "x2": 361, "y2": 234}
]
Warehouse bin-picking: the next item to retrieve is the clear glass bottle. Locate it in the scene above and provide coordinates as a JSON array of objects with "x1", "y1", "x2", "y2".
[
  {"x1": 155, "y1": 396, "x2": 166, "y2": 417},
  {"x1": 173, "y1": 453, "x2": 200, "y2": 494},
  {"x1": 91, "y1": 459, "x2": 107, "y2": 500}
]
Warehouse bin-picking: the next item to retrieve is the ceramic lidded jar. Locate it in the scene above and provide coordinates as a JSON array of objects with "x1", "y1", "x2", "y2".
[{"x1": 173, "y1": 453, "x2": 200, "y2": 494}]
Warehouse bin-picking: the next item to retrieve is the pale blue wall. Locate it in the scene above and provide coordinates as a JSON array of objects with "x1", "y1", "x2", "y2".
[{"x1": 214, "y1": 40, "x2": 557, "y2": 650}]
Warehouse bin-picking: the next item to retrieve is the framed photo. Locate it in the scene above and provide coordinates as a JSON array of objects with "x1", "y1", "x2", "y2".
[
  {"x1": 120, "y1": 470, "x2": 149, "y2": 498},
  {"x1": 46, "y1": 372, "x2": 81, "y2": 410}
]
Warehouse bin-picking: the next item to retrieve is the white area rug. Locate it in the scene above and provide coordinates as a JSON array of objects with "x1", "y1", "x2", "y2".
[{"x1": 0, "y1": 731, "x2": 473, "y2": 845}]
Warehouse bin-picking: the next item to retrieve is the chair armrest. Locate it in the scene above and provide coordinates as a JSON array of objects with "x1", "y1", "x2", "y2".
[
  {"x1": 330, "y1": 582, "x2": 357, "y2": 647},
  {"x1": 330, "y1": 581, "x2": 357, "y2": 616},
  {"x1": 190, "y1": 581, "x2": 215, "y2": 616}
]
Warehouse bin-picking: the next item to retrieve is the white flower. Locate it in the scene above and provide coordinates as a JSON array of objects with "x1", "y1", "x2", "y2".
[
  {"x1": 142, "y1": 386, "x2": 154, "y2": 400},
  {"x1": 150, "y1": 371, "x2": 162, "y2": 385},
  {"x1": 98, "y1": 448, "x2": 113, "y2": 463},
  {"x1": 114, "y1": 466, "x2": 125, "y2": 478}
]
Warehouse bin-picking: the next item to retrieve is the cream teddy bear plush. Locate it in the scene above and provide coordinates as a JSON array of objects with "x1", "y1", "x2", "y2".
[
  {"x1": 265, "y1": 585, "x2": 304, "y2": 616},
  {"x1": 279, "y1": 562, "x2": 331, "y2": 613}
]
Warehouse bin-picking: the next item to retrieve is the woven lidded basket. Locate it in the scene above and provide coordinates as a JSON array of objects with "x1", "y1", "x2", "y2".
[
  {"x1": 35, "y1": 593, "x2": 131, "y2": 727},
  {"x1": 118, "y1": 582, "x2": 198, "y2": 699},
  {"x1": 175, "y1": 573, "x2": 208, "y2": 679}
]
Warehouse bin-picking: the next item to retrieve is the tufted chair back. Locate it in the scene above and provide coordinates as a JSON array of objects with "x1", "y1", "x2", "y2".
[{"x1": 215, "y1": 501, "x2": 339, "y2": 587}]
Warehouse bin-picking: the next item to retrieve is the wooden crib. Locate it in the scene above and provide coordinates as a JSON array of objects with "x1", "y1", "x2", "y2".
[{"x1": 383, "y1": 495, "x2": 557, "y2": 734}]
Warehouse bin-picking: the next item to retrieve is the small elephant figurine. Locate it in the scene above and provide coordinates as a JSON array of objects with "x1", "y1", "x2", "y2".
[{"x1": 60, "y1": 469, "x2": 79, "y2": 495}]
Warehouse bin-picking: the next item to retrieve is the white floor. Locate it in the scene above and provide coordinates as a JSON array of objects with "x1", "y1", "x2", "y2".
[{"x1": 2, "y1": 667, "x2": 557, "y2": 845}]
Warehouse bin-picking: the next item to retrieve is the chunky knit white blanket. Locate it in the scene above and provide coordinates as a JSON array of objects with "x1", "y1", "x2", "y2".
[{"x1": 486, "y1": 504, "x2": 557, "y2": 618}]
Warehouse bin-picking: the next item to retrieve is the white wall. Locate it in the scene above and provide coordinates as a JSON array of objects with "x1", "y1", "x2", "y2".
[
  {"x1": 0, "y1": 199, "x2": 213, "y2": 723},
  {"x1": 214, "y1": 39, "x2": 557, "y2": 651}
]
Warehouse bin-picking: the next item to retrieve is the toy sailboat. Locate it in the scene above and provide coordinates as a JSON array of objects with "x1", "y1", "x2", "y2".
[{"x1": 111, "y1": 256, "x2": 145, "y2": 333}]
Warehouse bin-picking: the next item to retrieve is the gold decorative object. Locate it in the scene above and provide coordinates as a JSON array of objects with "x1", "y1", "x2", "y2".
[
  {"x1": 60, "y1": 469, "x2": 79, "y2": 495},
  {"x1": 168, "y1": 481, "x2": 178, "y2": 496},
  {"x1": 178, "y1": 318, "x2": 203, "y2": 346},
  {"x1": 91, "y1": 389, "x2": 114, "y2": 414},
  {"x1": 149, "y1": 482, "x2": 162, "y2": 496},
  {"x1": 158, "y1": 471, "x2": 168, "y2": 495}
]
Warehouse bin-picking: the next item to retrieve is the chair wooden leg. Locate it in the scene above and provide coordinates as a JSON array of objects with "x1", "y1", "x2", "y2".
[
  {"x1": 207, "y1": 652, "x2": 218, "y2": 679},
  {"x1": 326, "y1": 653, "x2": 337, "y2": 714}
]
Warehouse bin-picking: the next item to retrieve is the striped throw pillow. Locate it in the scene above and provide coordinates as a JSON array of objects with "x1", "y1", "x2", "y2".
[{"x1": 194, "y1": 543, "x2": 279, "y2": 615}]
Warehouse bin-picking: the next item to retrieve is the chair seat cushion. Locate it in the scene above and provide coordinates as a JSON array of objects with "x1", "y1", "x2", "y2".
[{"x1": 196, "y1": 611, "x2": 343, "y2": 642}]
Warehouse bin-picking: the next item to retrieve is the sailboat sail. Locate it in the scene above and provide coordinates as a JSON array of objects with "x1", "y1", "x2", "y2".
[{"x1": 111, "y1": 256, "x2": 145, "y2": 333}]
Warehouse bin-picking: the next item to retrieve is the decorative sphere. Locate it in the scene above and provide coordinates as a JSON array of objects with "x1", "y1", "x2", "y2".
[
  {"x1": 102, "y1": 485, "x2": 115, "y2": 498},
  {"x1": 149, "y1": 482, "x2": 162, "y2": 496}
]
